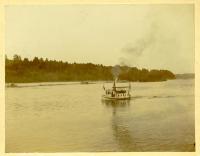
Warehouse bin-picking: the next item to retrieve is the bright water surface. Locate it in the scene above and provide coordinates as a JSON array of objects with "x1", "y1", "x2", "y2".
[{"x1": 6, "y1": 79, "x2": 195, "y2": 152}]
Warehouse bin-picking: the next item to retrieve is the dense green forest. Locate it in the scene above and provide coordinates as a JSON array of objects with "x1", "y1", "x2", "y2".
[{"x1": 5, "y1": 55, "x2": 176, "y2": 83}]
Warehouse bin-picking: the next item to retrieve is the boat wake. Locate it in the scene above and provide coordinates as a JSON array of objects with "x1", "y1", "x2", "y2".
[{"x1": 131, "y1": 95, "x2": 190, "y2": 100}]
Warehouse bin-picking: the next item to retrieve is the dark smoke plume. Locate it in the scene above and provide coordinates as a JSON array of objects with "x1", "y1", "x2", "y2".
[
  {"x1": 111, "y1": 65, "x2": 121, "y2": 80},
  {"x1": 119, "y1": 22, "x2": 158, "y2": 67},
  {"x1": 112, "y1": 22, "x2": 158, "y2": 79}
]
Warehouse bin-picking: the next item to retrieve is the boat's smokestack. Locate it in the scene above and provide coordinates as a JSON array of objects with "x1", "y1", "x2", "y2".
[{"x1": 113, "y1": 78, "x2": 117, "y2": 91}]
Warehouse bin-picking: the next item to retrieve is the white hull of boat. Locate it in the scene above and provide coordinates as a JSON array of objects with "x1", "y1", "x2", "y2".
[{"x1": 102, "y1": 95, "x2": 131, "y2": 100}]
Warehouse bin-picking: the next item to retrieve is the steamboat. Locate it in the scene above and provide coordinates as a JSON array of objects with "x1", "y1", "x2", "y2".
[{"x1": 102, "y1": 79, "x2": 131, "y2": 100}]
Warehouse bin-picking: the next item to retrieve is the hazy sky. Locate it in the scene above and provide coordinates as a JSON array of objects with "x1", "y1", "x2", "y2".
[{"x1": 5, "y1": 5, "x2": 194, "y2": 74}]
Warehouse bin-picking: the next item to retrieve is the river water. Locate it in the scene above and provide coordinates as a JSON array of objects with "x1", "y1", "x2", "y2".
[{"x1": 5, "y1": 79, "x2": 195, "y2": 152}]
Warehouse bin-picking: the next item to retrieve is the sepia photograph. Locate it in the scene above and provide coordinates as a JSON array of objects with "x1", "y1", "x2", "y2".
[{"x1": 3, "y1": 3, "x2": 195, "y2": 153}]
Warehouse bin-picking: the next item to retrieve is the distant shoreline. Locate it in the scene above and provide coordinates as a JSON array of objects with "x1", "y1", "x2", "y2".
[
  {"x1": 175, "y1": 73, "x2": 195, "y2": 79},
  {"x1": 5, "y1": 78, "x2": 194, "y2": 89},
  {"x1": 5, "y1": 78, "x2": 174, "y2": 84},
  {"x1": 5, "y1": 77, "x2": 194, "y2": 84}
]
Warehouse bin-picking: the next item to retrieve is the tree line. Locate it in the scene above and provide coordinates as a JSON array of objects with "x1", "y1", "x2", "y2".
[{"x1": 5, "y1": 55, "x2": 176, "y2": 83}]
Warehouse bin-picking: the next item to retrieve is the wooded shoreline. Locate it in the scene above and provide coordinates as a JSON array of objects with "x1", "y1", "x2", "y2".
[{"x1": 6, "y1": 55, "x2": 176, "y2": 83}]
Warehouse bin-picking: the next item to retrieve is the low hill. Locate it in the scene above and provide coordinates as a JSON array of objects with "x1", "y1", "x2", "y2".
[{"x1": 175, "y1": 73, "x2": 195, "y2": 79}]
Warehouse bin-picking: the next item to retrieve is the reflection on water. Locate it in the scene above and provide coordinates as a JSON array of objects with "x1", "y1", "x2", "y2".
[
  {"x1": 102, "y1": 99, "x2": 130, "y2": 115},
  {"x1": 102, "y1": 99, "x2": 142, "y2": 151},
  {"x1": 102, "y1": 100, "x2": 137, "y2": 151}
]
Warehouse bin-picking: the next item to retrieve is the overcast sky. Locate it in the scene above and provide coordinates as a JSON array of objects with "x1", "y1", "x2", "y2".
[{"x1": 5, "y1": 4, "x2": 194, "y2": 74}]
